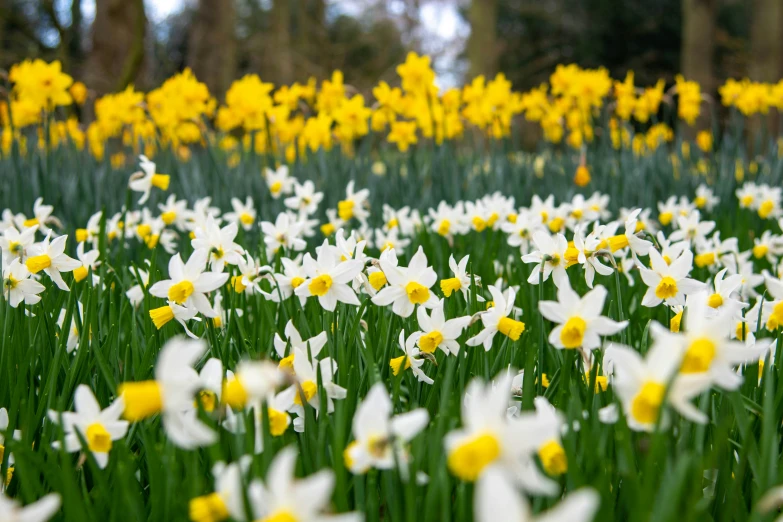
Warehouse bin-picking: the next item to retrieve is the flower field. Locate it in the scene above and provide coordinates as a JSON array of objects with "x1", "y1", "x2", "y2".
[{"x1": 2, "y1": 54, "x2": 783, "y2": 521}]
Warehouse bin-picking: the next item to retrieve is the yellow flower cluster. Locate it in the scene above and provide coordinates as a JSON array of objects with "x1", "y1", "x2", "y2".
[{"x1": 719, "y1": 78, "x2": 783, "y2": 116}]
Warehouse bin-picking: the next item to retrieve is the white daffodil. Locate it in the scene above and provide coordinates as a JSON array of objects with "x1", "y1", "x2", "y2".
[
  {"x1": 0, "y1": 408, "x2": 21, "y2": 473},
  {"x1": 445, "y1": 372, "x2": 562, "y2": 495},
  {"x1": 669, "y1": 210, "x2": 715, "y2": 245},
  {"x1": 0, "y1": 225, "x2": 37, "y2": 267},
  {"x1": 128, "y1": 155, "x2": 169, "y2": 205},
  {"x1": 705, "y1": 268, "x2": 746, "y2": 314},
  {"x1": 48, "y1": 385, "x2": 128, "y2": 468},
  {"x1": 373, "y1": 227, "x2": 410, "y2": 255},
  {"x1": 118, "y1": 337, "x2": 217, "y2": 449},
  {"x1": 223, "y1": 196, "x2": 257, "y2": 231},
  {"x1": 467, "y1": 285, "x2": 525, "y2": 351},
  {"x1": 223, "y1": 387, "x2": 296, "y2": 453},
  {"x1": 189, "y1": 457, "x2": 251, "y2": 522},
  {"x1": 284, "y1": 180, "x2": 323, "y2": 216},
  {"x1": 260, "y1": 212, "x2": 306, "y2": 255},
  {"x1": 475, "y1": 468, "x2": 599, "y2": 522},
  {"x1": 522, "y1": 231, "x2": 568, "y2": 287},
  {"x1": 73, "y1": 242, "x2": 100, "y2": 284},
  {"x1": 337, "y1": 181, "x2": 370, "y2": 224},
  {"x1": 17, "y1": 197, "x2": 57, "y2": 234},
  {"x1": 295, "y1": 240, "x2": 364, "y2": 311},
  {"x1": 372, "y1": 246, "x2": 438, "y2": 317},
  {"x1": 440, "y1": 254, "x2": 482, "y2": 300},
  {"x1": 158, "y1": 194, "x2": 188, "y2": 231},
  {"x1": 24, "y1": 233, "x2": 80, "y2": 290},
  {"x1": 0, "y1": 491, "x2": 61, "y2": 522},
  {"x1": 185, "y1": 197, "x2": 222, "y2": 233},
  {"x1": 191, "y1": 215, "x2": 244, "y2": 272},
  {"x1": 638, "y1": 248, "x2": 704, "y2": 307},
  {"x1": 149, "y1": 249, "x2": 228, "y2": 318},
  {"x1": 344, "y1": 382, "x2": 429, "y2": 474},
  {"x1": 222, "y1": 360, "x2": 283, "y2": 411},
  {"x1": 228, "y1": 252, "x2": 266, "y2": 295},
  {"x1": 415, "y1": 299, "x2": 471, "y2": 356},
  {"x1": 126, "y1": 265, "x2": 150, "y2": 308},
  {"x1": 261, "y1": 255, "x2": 307, "y2": 305},
  {"x1": 2, "y1": 258, "x2": 44, "y2": 308},
  {"x1": 247, "y1": 447, "x2": 361, "y2": 522},
  {"x1": 429, "y1": 201, "x2": 469, "y2": 239},
  {"x1": 389, "y1": 330, "x2": 433, "y2": 384},
  {"x1": 604, "y1": 342, "x2": 711, "y2": 431},
  {"x1": 695, "y1": 184, "x2": 720, "y2": 211},
  {"x1": 601, "y1": 208, "x2": 652, "y2": 256},
  {"x1": 274, "y1": 320, "x2": 327, "y2": 374},
  {"x1": 654, "y1": 292, "x2": 771, "y2": 390},
  {"x1": 264, "y1": 165, "x2": 295, "y2": 199},
  {"x1": 194, "y1": 358, "x2": 223, "y2": 415},
  {"x1": 286, "y1": 349, "x2": 346, "y2": 431},
  {"x1": 570, "y1": 224, "x2": 613, "y2": 288},
  {"x1": 538, "y1": 279, "x2": 627, "y2": 351},
  {"x1": 501, "y1": 210, "x2": 540, "y2": 255}
]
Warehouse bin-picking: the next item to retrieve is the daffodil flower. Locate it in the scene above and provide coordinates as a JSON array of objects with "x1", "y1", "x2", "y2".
[
  {"x1": 2, "y1": 258, "x2": 44, "y2": 308},
  {"x1": 286, "y1": 348, "x2": 346, "y2": 431},
  {"x1": 0, "y1": 490, "x2": 61, "y2": 522},
  {"x1": 189, "y1": 457, "x2": 251, "y2": 522},
  {"x1": 129, "y1": 155, "x2": 170, "y2": 205},
  {"x1": 389, "y1": 330, "x2": 433, "y2": 384},
  {"x1": 638, "y1": 248, "x2": 704, "y2": 307},
  {"x1": 467, "y1": 285, "x2": 525, "y2": 351},
  {"x1": 24, "y1": 233, "x2": 80, "y2": 290},
  {"x1": 522, "y1": 231, "x2": 568, "y2": 287},
  {"x1": 295, "y1": 240, "x2": 364, "y2": 311},
  {"x1": 260, "y1": 211, "x2": 307, "y2": 254},
  {"x1": 48, "y1": 385, "x2": 128, "y2": 468},
  {"x1": 344, "y1": 382, "x2": 428, "y2": 474},
  {"x1": 264, "y1": 165, "x2": 295, "y2": 199},
  {"x1": 284, "y1": 180, "x2": 324, "y2": 216},
  {"x1": 415, "y1": 299, "x2": 471, "y2": 356},
  {"x1": 273, "y1": 320, "x2": 327, "y2": 375},
  {"x1": 538, "y1": 279, "x2": 627, "y2": 351},
  {"x1": 148, "y1": 249, "x2": 228, "y2": 318},
  {"x1": 223, "y1": 196, "x2": 257, "y2": 231},
  {"x1": 372, "y1": 246, "x2": 438, "y2": 317},
  {"x1": 0, "y1": 224, "x2": 37, "y2": 265}
]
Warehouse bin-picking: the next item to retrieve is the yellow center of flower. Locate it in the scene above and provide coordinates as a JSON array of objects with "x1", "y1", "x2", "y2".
[
  {"x1": 75, "y1": 229, "x2": 89, "y2": 242},
  {"x1": 447, "y1": 433, "x2": 501, "y2": 482},
  {"x1": 146, "y1": 234, "x2": 160, "y2": 249},
  {"x1": 231, "y1": 275, "x2": 246, "y2": 293},
  {"x1": 222, "y1": 378, "x2": 248, "y2": 409},
  {"x1": 73, "y1": 265, "x2": 89, "y2": 283},
  {"x1": 472, "y1": 216, "x2": 487, "y2": 232},
  {"x1": 197, "y1": 390, "x2": 217, "y2": 413},
  {"x1": 294, "y1": 381, "x2": 317, "y2": 406},
  {"x1": 149, "y1": 305, "x2": 175, "y2": 329},
  {"x1": 571, "y1": 209, "x2": 583, "y2": 220},
  {"x1": 405, "y1": 281, "x2": 430, "y2": 304},
  {"x1": 735, "y1": 322, "x2": 748, "y2": 341},
  {"x1": 23, "y1": 218, "x2": 39, "y2": 227},
  {"x1": 659, "y1": 211, "x2": 673, "y2": 226},
  {"x1": 240, "y1": 212, "x2": 254, "y2": 226},
  {"x1": 151, "y1": 174, "x2": 170, "y2": 190},
  {"x1": 680, "y1": 338, "x2": 716, "y2": 374},
  {"x1": 369, "y1": 271, "x2": 387, "y2": 291},
  {"x1": 607, "y1": 234, "x2": 630, "y2": 252},
  {"x1": 437, "y1": 219, "x2": 451, "y2": 236},
  {"x1": 507, "y1": 213, "x2": 518, "y2": 223},
  {"x1": 694, "y1": 252, "x2": 716, "y2": 268},
  {"x1": 386, "y1": 218, "x2": 399, "y2": 229},
  {"x1": 119, "y1": 381, "x2": 163, "y2": 421},
  {"x1": 753, "y1": 245, "x2": 769, "y2": 259},
  {"x1": 631, "y1": 381, "x2": 665, "y2": 425},
  {"x1": 86, "y1": 423, "x2": 112, "y2": 453},
  {"x1": 538, "y1": 439, "x2": 567, "y2": 475},
  {"x1": 268, "y1": 408, "x2": 290, "y2": 436},
  {"x1": 759, "y1": 200, "x2": 775, "y2": 219},
  {"x1": 707, "y1": 293, "x2": 723, "y2": 308},
  {"x1": 497, "y1": 317, "x2": 525, "y2": 341},
  {"x1": 260, "y1": 510, "x2": 298, "y2": 522},
  {"x1": 168, "y1": 280, "x2": 194, "y2": 304},
  {"x1": 189, "y1": 493, "x2": 230, "y2": 522},
  {"x1": 26, "y1": 254, "x2": 52, "y2": 274},
  {"x1": 137, "y1": 224, "x2": 152, "y2": 239},
  {"x1": 338, "y1": 200, "x2": 355, "y2": 221},
  {"x1": 278, "y1": 354, "x2": 295, "y2": 375},
  {"x1": 419, "y1": 331, "x2": 444, "y2": 353},
  {"x1": 670, "y1": 311, "x2": 683, "y2": 333},
  {"x1": 440, "y1": 277, "x2": 462, "y2": 297},
  {"x1": 161, "y1": 211, "x2": 176, "y2": 225},
  {"x1": 390, "y1": 355, "x2": 411, "y2": 376},
  {"x1": 548, "y1": 216, "x2": 565, "y2": 232},
  {"x1": 289, "y1": 276, "x2": 304, "y2": 289},
  {"x1": 321, "y1": 223, "x2": 336, "y2": 236},
  {"x1": 655, "y1": 276, "x2": 679, "y2": 300},
  {"x1": 559, "y1": 316, "x2": 587, "y2": 348},
  {"x1": 694, "y1": 196, "x2": 707, "y2": 208},
  {"x1": 308, "y1": 274, "x2": 333, "y2": 296},
  {"x1": 270, "y1": 181, "x2": 283, "y2": 195}
]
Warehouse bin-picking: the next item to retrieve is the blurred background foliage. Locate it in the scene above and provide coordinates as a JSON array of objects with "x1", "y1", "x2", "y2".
[{"x1": 0, "y1": 0, "x2": 781, "y2": 99}]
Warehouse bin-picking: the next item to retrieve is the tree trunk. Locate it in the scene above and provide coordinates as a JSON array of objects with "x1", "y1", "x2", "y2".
[
  {"x1": 749, "y1": 0, "x2": 783, "y2": 141},
  {"x1": 680, "y1": 0, "x2": 714, "y2": 130},
  {"x1": 86, "y1": 0, "x2": 146, "y2": 93},
  {"x1": 187, "y1": 0, "x2": 236, "y2": 99},
  {"x1": 468, "y1": 0, "x2": 498, "y2": 79},
  {"x1": 271, "y1": 0, "x2": 292, "y2": 85}
]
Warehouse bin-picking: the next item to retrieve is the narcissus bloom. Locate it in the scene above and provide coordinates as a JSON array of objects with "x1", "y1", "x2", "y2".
[
  {"x1": 273, "y1": 320, "x2": 327, "y2": 374},
  {"x1": 344, "y1": 382, "x2": 428, "y2": 474},
  {"x1": 372, "y1": 246, "x2": 438, "y2": 317},
  {"x1": 441, "y1": 254, "x2": 481, "y2": 299},
  {"x1": 48, "y1": 385, "x2": 128, "y2": 468},
  {"x1": 638, "y1": 248, "x2": 704, "y2": 307},
  {"x1": 538, "y1": 279, "x2": 627, "y2": 351},
  {"x1": 149, "y1": 249, "x2": 228, "y2": 318},
  {"x1": 522, "y1": 231, "x2": 569, "y2": 287},
  {"x1": 189, "y1": 458, "x2": 250, "y2": 522},
  {"x1": 2, "y1": 258, "x2": 45, "y2": 307},
  {"x1": 129, "y1": 155, "x2": 170, "y2": 205},
  {"x1": 389, "y1": 330, "x2": 433, "y2": 384},
  {"x1": 0, "y1": 490, "x2": 61, "y2": 522},
  {"x1": 264, "y1": 165, "x2": 295, "y2": 199},
  {"x1": 25, "y1": 233, "x2": 80, "y2": 290},
  {"x1": 415, "y1": 299, "x2": 471, "y2": 356},
  {"x1": 295, "y1": 240, "x2": 364, "y2": 311},
  {"x1": 467, "y1": 285, "x2": 525, "y2": 351}
]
